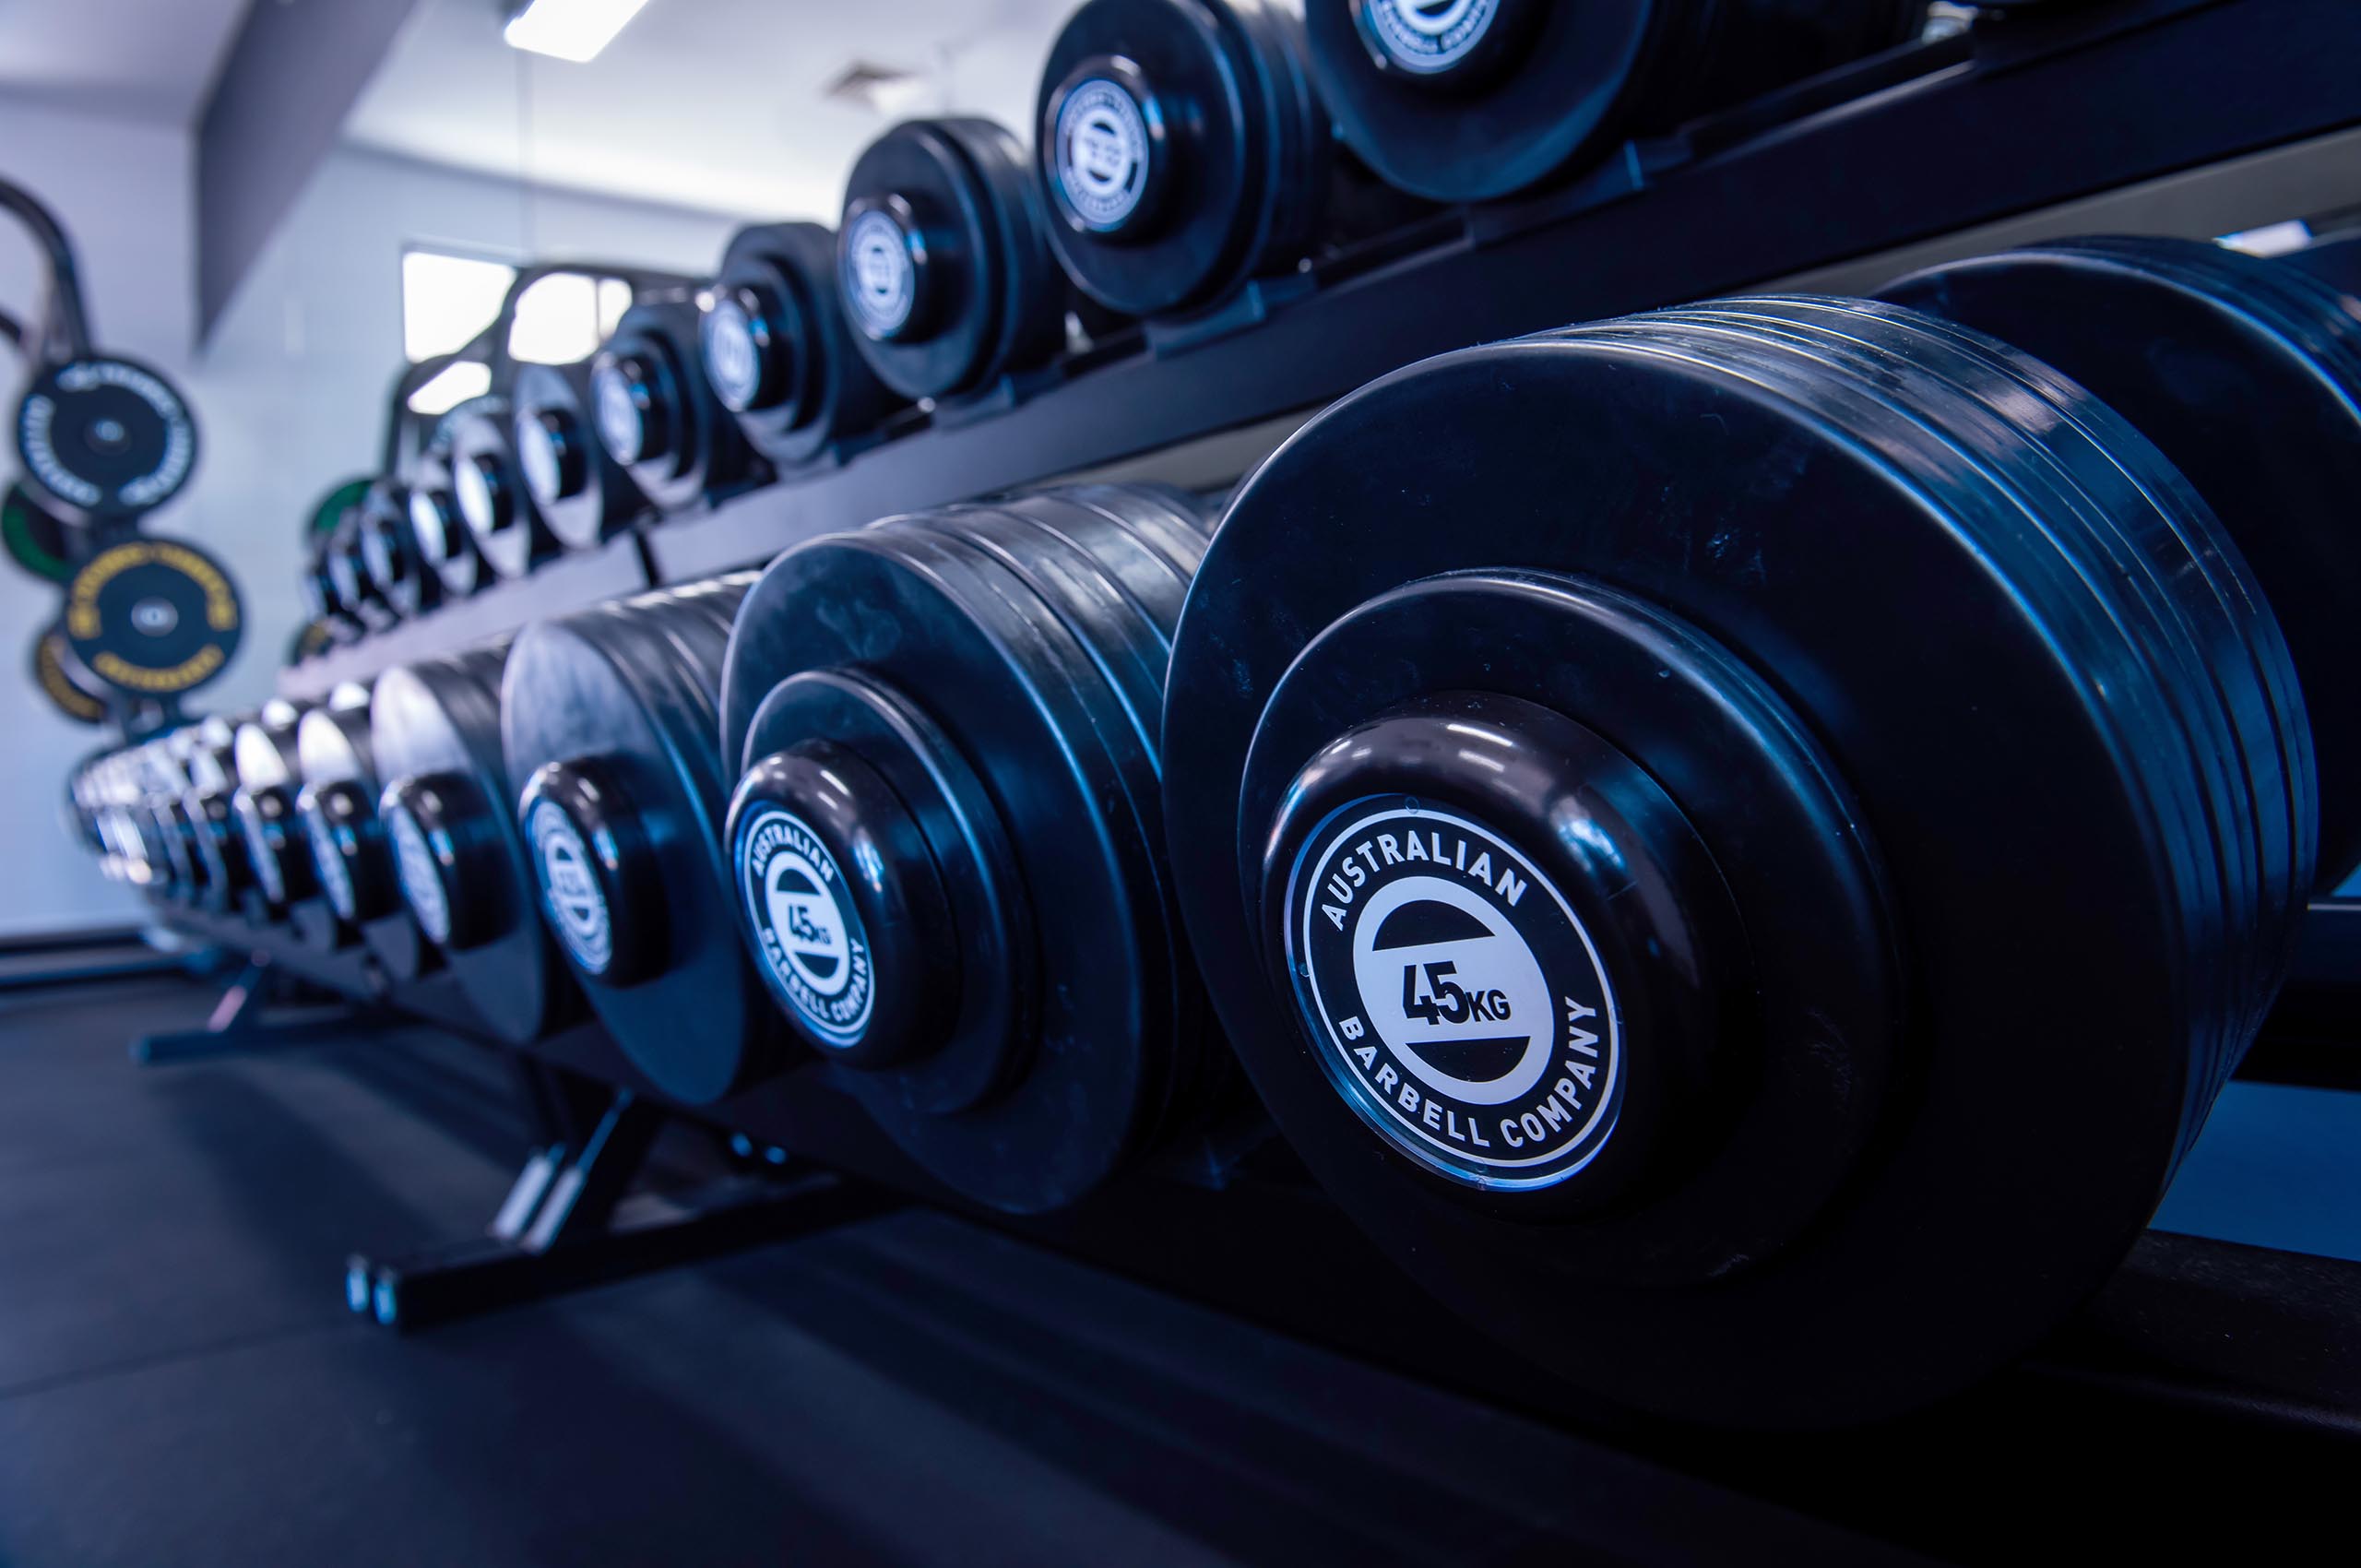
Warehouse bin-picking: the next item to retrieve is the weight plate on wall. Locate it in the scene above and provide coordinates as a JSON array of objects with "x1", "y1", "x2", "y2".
[
  {"x1": 1160, "y1": 296, "x2": 2309, "y2": 1423},
  {"x1": 30, "y1": 622, "x2": 108, "y2": 725},
  {"x1": 63, "y1": 535, "x2": 243, "y2": 697},
  {"x1": 5, "y1": 481, "x2": 84, "y2": 584},
  {"x1": 13, "y1": 353, "x2": 198, "y2": 521}
]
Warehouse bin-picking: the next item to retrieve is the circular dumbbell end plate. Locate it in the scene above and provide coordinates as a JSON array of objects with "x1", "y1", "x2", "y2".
[
  {"x1": 1356, "y1": 0, "x2": 1502, "y2": 75},
  {"x1": 1053, "y1": 77, "x2": 1156, "y2": 232},
  {"x1": 735, "y1": 802, "x2": 877, "y2": 1048}
]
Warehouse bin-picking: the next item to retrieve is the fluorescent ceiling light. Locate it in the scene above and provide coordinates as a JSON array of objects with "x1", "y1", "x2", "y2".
[
  {"x1": 504, "y1": 0, "x2": 653, "y2": 65},
  {"x1": 408, "y1": 361, "x2": 492, "y2": 416}
]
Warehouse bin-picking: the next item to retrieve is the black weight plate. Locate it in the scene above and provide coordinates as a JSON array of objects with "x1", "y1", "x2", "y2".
[
  {"x1": 1304, "y1": 0, "x2": 1920, "y2": 203},
  {"x1": 449, "y1": 399, "x2": 560, "y2": 579},
  {"x1": 358, "y1": 477, "x2": 441, "y2": 620},
  {"x1": 503, "y1": 577, "x2": 779, "y2": 1103},
  {"x1": 1161, "y1": 301, "x2": 2308, "y2": 1424},
  {"x1": 513, "y1": 361, "x2": 648, "y2": 550},
  {"x1": 13, "y1": 354, "x2": 198, "y2": 521},
  {"x1": 1037, "y1": 0, "x2": 1329, "y2": 318},
  {"x1": 326, "y1": 512, "x2": 395, "y2": 631},
  {"x1": 587, "y1": 299, "x2": 756, "y2": 516},
  {"x1": 30, "y1": 622, "x2": 107, "y2": 725},
  {"x1": 63, "y1": 535, "x2": 243, "y2": 698},
  {"x1": 703, "y1": 222, "x2": 906, "y2": 469},
  {"x1": 407, "y1": 447, "x2": 487, "y2": 599},
  {"x1": 720, "y1": 486, "x2": 1213, "y2": 1212},
  {"x1": 838, "y1": 118, "x2": 1072, "y2": 401},
  {"x1": 1881, "y1": 237, "x2": 2361, "y2": 890},
  {"x1": 5, "y1": 481, "x2": 82, "y2": 584},
  {"x1": 373, "y1": 644, "x2": 575, "y2": 1044}
]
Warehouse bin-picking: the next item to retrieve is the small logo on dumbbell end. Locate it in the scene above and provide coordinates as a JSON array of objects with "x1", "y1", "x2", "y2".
[
  {"x1": 1054, "y1": 78, "x2": 1151, "y2": 231},
  {"x1": 843, "y1": 208, "x2": 917, "y2": 337},
  {"x1": 735, "y1": 804, "x2": 873, "y2": 1048},
  {"x1": 592, "y1": 367, "x2": 647, "y2": 467},
  {"x1": 701, "y1": 301, "x2": 764, "y2": 412},
  {"x1": 1285, "y1": 801, "x2": 1620, "y2": 1190},
  {"x1": 527, "y1": 799, "x2": 613, "y2": 975},
  {"x1": 386, "y1": 802, "x2": 450, "y2": 944},
  {"x1": 1362, "y1": 0, "x2": 1499, "y2": 74}
]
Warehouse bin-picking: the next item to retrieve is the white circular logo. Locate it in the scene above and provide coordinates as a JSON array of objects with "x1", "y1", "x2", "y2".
[
  {"x1": 1054, "y1": 78, "x2": 1151, "y2": 232},
  {"x1": 702, "y1": 299, "x2": 765, "y2": 412},
  {"x1": 1287, "y1": 802, "x2": 1621, "y2": 1189},
  {"x1": 843, "y1": 208, "x2": 917, "y2": 338},
  {"x1": 1362, "y1": 0, "x2": 1499, "y2": 74},
  {"x1": 735, "y1": 804, "x2": 874, "y2": 1048},
  {"x1": 386, "y1": 801, "x2": 450, "y2": 944},
  {"x1": 528, "y1": 799, "x2": 613, "y2": 975},
  {"x1": 593, "y1": 367, "x2": 647, "y2": 466}
]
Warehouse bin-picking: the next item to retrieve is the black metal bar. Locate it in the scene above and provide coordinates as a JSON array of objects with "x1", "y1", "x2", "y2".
[
  {"x1": 130, "y1": 955, "x2": 371, "y2": 1063},
  {"x1": 0, "y1": 174, "x2": 93, "y2": 358},
  {"x1": 351, "y1": 1168, "x2": 902, "y2": 1331}
]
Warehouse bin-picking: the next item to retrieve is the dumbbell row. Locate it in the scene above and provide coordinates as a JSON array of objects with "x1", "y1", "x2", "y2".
[
  {"x1": 89, "y1": 231, "x2": 2361, "y2": 1428},
  {"x1": 300, "y1": 0, "x2": 1931, "y2": 642}
]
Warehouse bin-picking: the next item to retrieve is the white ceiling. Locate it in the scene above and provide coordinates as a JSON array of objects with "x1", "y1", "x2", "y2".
[
  {"x1": 343, "y1": 0, "x2": 1081, "y2": 224},
  {"x1": 0, "y1": 0, "x2": 250, "y2": 125}
]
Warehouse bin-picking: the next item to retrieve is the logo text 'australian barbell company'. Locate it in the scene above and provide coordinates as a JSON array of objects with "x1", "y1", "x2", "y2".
[
  {"x1": 1287, "y1": 801, "x2": 1620, "y2": 1189},
  {"x1": 736, "y1": 804, "x2": 874, "y2": 1049}
]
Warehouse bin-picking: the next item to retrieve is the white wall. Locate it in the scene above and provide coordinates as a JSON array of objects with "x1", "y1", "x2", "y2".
[{"x1": 1, "y1": 101, "x2": 751, "y2": 936}]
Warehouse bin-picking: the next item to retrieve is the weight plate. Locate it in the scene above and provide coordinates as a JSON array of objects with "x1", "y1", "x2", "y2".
[
  {"x1": 1160, "y1": 296, "x2": 2309, "y2": 1423},
  {"x1": 514, "y1": 361, "x2": 647, "y2": 551},
  {"x1": 838, "y1": 118, "x2": 1074, "y2": 401},
  {"x1": 30, "y1": 622, "x2": 107, "y2": 725},
  {"x1": 720, "y1": 484, "x2": 1216, "y2": 1213},
  {"x1": 13, "y1": 353, "x2": 198, "y2": 520},
  {"x1": 502, "y1": 576, "x2": 776, "y2": 1101},
  {"x1": 587, "y1": 299, "x2": 757, "y2": 517},
  {"x1": 1304, "y1": 0, "x2": 1923, "y2": 203},
  {"x1": 407, "y1": 445, "x2": 487, "y2": 600},
  {"x1": 284, "y1": 696, "x2": 381, "y2": 956},
  {"x1": 1880, "y1": 236, "x2": 2361, "y2": 892},
  {"x1": 702, "y1": 222, "x2": 906, "y2": 469},
  {"x1": 63, "y1": 535, "x2": 243, "y2": 697},
  {"x1": 373, "y1": 644, "x2": 576, "y2": 1044},
  {"x1": 1038, "y1": 0, "x2": 1332, "y2": 318},
  {"x1": 326, "y1": 511, "x2": 395, "y2": 632},
  {"x1": 357, "y1": 476, "x2": 441, "y2": 621},
  {"x1": 5, "y1": 481, "x2": 83, "y2": 584}
]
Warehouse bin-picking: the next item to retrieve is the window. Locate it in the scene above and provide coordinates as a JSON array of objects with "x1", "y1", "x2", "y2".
[
  {"x1": 402, "y1": 249, "x2": 517, "y2": 363},
  {"x1": 401, "y1": 248, "x2": 636, "y2": 412}
]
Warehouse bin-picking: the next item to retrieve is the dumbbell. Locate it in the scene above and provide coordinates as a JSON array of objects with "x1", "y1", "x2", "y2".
[
  {"x1": 512, "y1": 362, "x2": 650, "y2": 551},
  {"x1": 286, "y1": 687, "x2": 400, "y2": 958},
  {"x1": 502, "y1": 576, "x2": 780, "y2": 1104},
  {"x1": 1303, "y1": 0, "x2": 1927, "y2": 203},
  {"x1": 374, "y1": 643, "x2": 579, "y2": 1045},
  {"x1": 1036, "y1": 0, "x2": 1419, "y2": 320},
  {"x1": 584, "y1": 298, "x2": 762, "y2": 520},
  {"x1": 449, "y1": 398, "x2": 563, "y2": 579},
  {"x1": 718, "y1": 484, "x2": 1221, "y2": 1213},
  {"x1": 1876, "y1": 236, "x2": 2361, "y2": 892},
  {"x1": 179, "y1": 716, "x2": 255, "y2": 916},
  {"x1": 231, "y1": 702, "x2": 318, "y2": 920},
  {"x1": 358, "y1": 476, "x2": 442, "y2": 621},
  {"x1": 1161, "y1": 287, "x2": 2316, "y2": 1424},
  {"x1": 837, "y1": 118, "x2": 1079, "y2": 403},
  {"x1": 407, "y1": 440, "x2": 491, "y2": 600},
  {"x1": 699, "y1": 222, "x2": 907, "y2": 469},
  {"x1": 326, "y1": 511, "x2": 397, "y2": 634}
]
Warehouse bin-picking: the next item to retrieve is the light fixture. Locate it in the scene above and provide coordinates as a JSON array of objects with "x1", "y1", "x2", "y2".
[{"x1": 503, "y1": 0, "x2": 653, "y2": 65}]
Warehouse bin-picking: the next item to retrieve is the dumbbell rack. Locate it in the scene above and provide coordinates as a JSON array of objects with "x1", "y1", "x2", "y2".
[
  {"x1": 161, "y1": 0, "x2": 2361, "y2": 1554},
  {"x1": 281, "y1": 0, "x2": 2361, "y2": 701}
]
